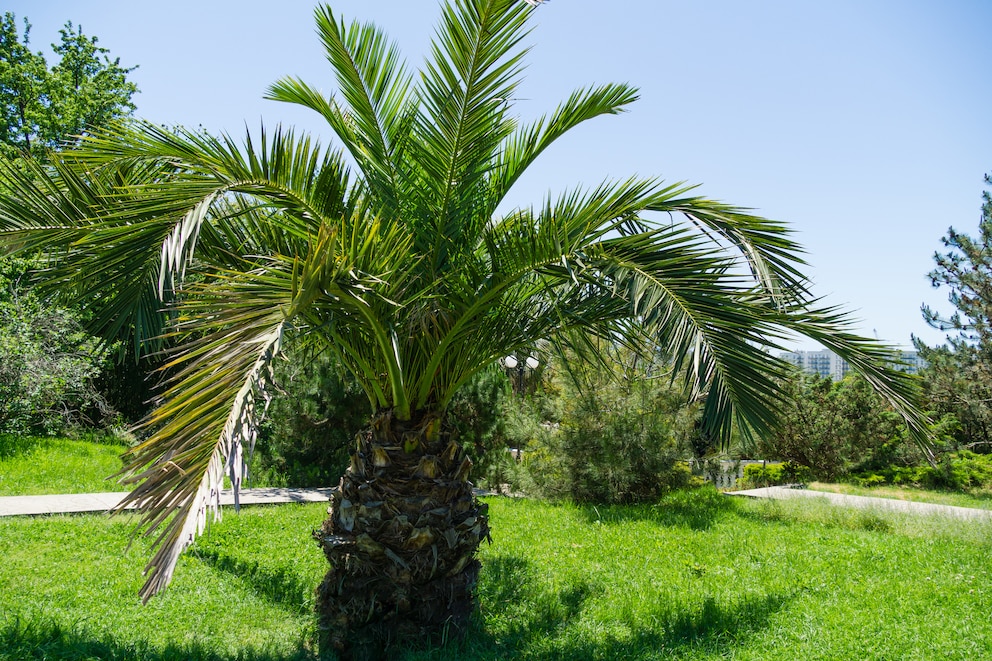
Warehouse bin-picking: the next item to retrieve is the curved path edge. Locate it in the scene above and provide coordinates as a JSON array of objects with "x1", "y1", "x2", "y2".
[{"x1": 730, "y1": 486, "x2": 992, "y2": 521}]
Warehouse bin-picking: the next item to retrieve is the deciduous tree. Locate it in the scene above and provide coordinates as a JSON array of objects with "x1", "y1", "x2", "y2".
[{"x1": 0, "y1": 13, "x2": 137, "y2": 162}]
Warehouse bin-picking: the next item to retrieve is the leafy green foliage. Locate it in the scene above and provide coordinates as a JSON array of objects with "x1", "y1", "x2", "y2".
[
  {"x1": 850, "y1": 450, "x2": 992, "y2": 492},
  {"x1": 0, "y1": 13, "x2": 137, "y2": 161},
  {"x1": 0, "y1": 14, "x2": 142, "y2": 422},
  {"x1": 524, "y1": 351, "x2": 697, "y2": 504},
  {"x1": 253, "y1": 347, "x2": 371, "y2": 488},
  {"x1": 757, "y1": 372, "x2": 926, "y2": 480},
  {"x1": 737, "y1": 462, "x2": 811, "y2": 488},
  {"x1": 447, "y1": 366, "x2": 516, "y2": 489},
  {"x1": 0, "y1": 257, "x2": 112, "y2": 434}
]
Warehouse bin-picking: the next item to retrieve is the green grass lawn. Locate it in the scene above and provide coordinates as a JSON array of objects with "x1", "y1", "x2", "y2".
[
  {"x1": 0, "y1": 434, "x2": 129, "y2": 496},
  {"x1": 1, "y1": 489, "x2": 990, "y2": 660},
  {"x1": 0, "y1": 434, "x2": 279, "y2": 496},
  {"x1": 808, "y1": 481, "x2": 992, "y2": 511}
]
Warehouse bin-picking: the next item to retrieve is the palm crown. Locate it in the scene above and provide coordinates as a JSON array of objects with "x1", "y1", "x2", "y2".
[{"x1": 0, "y1": 0, "x2": 927, "y2": 627}]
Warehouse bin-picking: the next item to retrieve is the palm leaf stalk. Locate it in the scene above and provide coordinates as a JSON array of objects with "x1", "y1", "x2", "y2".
[{"x1": 0, "y1": 0, "x2": 931, "y2": 656}]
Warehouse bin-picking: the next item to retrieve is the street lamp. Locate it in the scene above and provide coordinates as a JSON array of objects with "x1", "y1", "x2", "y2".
[{"x1": 501, "y1": 354, "x2": 538, "y2": 393}]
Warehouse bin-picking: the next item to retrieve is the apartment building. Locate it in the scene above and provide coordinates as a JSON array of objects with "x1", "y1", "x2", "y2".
[{"x1": 779, "y1": 349, "x2": 926, "y2": 378}]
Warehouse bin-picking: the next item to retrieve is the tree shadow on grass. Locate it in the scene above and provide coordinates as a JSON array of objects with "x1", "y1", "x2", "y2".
[
  {"x1": 191, "y1": 548, "x2": 317, "y2": 616},
  {"x1": 399, "y1": 554, "x2": 790, "y2": 661},
  {"x1": 576, "y1": 487, "x2": 739, "y2": 531},
  {"x1": 0, "y1": 554, "x2": 790, "y2": 661},
  {"x1": 482, "y1": 554, "x2": 596, "y2": 634},
  {"x1": 0, "y1": 616, "x2": 318, "y2": 661},
  {"x1": 375, "y1": 555, "x2": 596, "y2": 660}
]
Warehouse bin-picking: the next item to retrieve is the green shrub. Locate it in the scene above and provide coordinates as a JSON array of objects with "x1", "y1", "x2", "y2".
[
  {"x1": 252, "y1": 348, "x2": 370, "y2": 488},
  {"x1": 524, "y1": 350, "x2": 696, "y2": 504},
  {"x1": 847, "y1": 451, "x2": 992, "y2": 492},
  {"x1": 757, "y1": 372, "x2": 932, "y2": 481},
  {"x1": 738, "y1": 462, "x2": 811, "y2": 488},
  {"x1": 924, "y1": 451, "x2": 992, "y2": 490},
  {"x1": 784, "y1": 462, "x2": 813, "y2": 484},
  {"x1": 894, "y1": 466, "x2": 929, "y2": 485},
  {"x1": 739, "y1": 463, "x2": 782, "y2": 488},
  {"x1": 852, "y1": 473, "x2": 888, "y2": 488},
  {"x1": 0, "y1": 257, "x2": 113, "y2": 435},
  {"x1": 447, "y1": 367, "x2": 516, "y2": 490}
]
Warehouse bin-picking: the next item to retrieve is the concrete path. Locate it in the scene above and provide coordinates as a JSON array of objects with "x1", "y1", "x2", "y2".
[
  {"x1": 4, "y1": 485, "x2": 990, "y2": 521},
  {"x1": 0, "y1": 487, "x2": 333, "y2": 517},
  {"x1": 731, "y1": 486, "x2": 992, "y2": 521}
]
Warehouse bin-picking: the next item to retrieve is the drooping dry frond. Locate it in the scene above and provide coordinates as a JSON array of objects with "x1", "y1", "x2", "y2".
[{"x1": 119, "y1": 322, "x2": 285, "y2": 601}]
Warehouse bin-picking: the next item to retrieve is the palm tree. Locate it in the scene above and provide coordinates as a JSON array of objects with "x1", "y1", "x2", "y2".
[{"x1": 0, "y1": 0, "x2": 929, "y2": 655}]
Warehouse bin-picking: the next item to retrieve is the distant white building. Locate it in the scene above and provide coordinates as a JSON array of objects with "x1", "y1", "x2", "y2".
[
  {"x1": 892, "y1": 350, "x2": 928, "y2": 374},
  {"x1": 780, "y1": 349, "x2": 850, "y2": 380},
  {"x1": 779, "y1": 349, "x2": 926, "y2": 378}
]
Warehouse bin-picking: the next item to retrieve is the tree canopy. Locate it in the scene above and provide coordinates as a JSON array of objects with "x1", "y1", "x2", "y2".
[
  {"x1": 916, "y1": 173, "x2": 992, "y2": 449},
  {"x1": 0, "y1": 13, "x2": 137, "y2": 161}
]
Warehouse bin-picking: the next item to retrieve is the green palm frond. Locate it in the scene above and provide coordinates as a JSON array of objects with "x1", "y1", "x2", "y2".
[
  {"x1": 2, "y1": 121, "x2": 355, "y2": 351},
  {"x1": 486, "y1": 82, "x2": 640, "y2": 214},
  {"x1": 647, "y1": 195, "x2": 811, "y2": 304},
  {"x1": 121, "y1": 210, "x2": 410, "y2": 598},
  {"x1": 412, "y1": 0, "x2": 530, "y2": 269},
  {"x1": 0, "y1": 154, "x2": 182, "y2": 351},
  {"x1": 75, "y1": 121, "x2": 351, "y2": 234},
  {"x1": 266, "y1": 6, "x2": 413, "y2": 217}
]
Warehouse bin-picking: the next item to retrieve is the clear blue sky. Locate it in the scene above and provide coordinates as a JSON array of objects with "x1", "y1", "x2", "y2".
[{"x1": 8, "y1": 0, "x2": 992, "y2": 350}]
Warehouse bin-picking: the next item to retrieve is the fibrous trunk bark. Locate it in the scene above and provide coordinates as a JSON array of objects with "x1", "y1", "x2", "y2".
[{"x1": 315, "y1": 407, "x2": 489, "y2": 659}]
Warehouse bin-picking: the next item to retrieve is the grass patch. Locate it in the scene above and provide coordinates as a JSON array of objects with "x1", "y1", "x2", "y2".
[
  {"x1": 1, "y1": 489, "x2": 990, "y2": 660},
  {"x1": 0, "y1": 504, "x2": 327, "y2": 660},
  {"x1": 0, "y1": 434, "x2": 283, "y2": 496},
  {"x1": 809, "y1": 481, "x2": 992, "y2": 511},
  {"x1": 0, "y1": 434, "x2": 128, "y2": 496}
]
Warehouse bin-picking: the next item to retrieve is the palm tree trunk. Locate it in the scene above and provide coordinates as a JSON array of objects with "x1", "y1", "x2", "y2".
[{"x1": 315, "y1": 407, "x2": 490, "y2": 659}]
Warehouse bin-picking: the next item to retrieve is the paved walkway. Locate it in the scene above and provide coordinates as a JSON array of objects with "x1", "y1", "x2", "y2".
[
  {"x1": 2, "y1": 486, "x2": 990, "y2": 521},
  {"x1": 0, "y1": 487, "x2": 334, "y2": 517},
  {"x1": 731, "y1": 486, "x2": 992, "y2": 521}
]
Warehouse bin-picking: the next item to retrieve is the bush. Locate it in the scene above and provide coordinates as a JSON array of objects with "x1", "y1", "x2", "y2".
[
  {"x1": 252, "y1": 348, "x2": 370, "y2": 487},
  {"x1": 447, "y1": 367, "x2": 515, "y2": 490},
  {"x1": 847, "y1": 451, "x2": 992, "y2": 491},
  {"x1": 851, "y1": 473, "x2": 888, "y2": 488},
  {"x1": 0, "y1": 257, "x2": 113, "y2": 435},
  {"x1": 757, "y1": 372, "x2": 926, "y2": 481},
  {"x1": 524, "y1": 350, "x2": 697, "y2": 504},
  {"x1": 925, "y1": 451, "x2": 992, "y2": 490},
  {"x1": 738, "y1": 462, "x2": 811, "y2": 488}
]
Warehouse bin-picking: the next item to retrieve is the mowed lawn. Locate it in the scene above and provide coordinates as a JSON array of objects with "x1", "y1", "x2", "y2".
[
  {"x1": 0, "y1": 434, "x2": 128, "y2": 496},
  {"x1": 1, "y1": 485, "x2": 990, "y2": 660}
]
